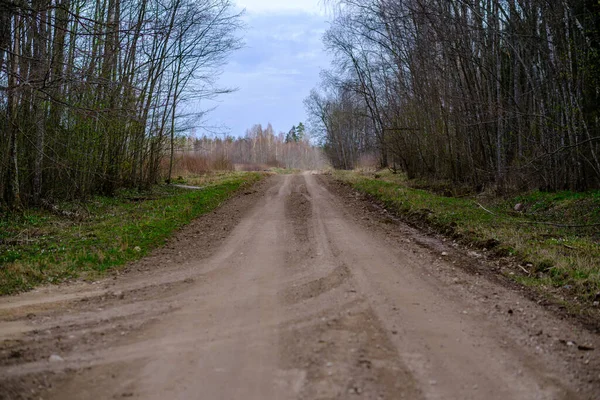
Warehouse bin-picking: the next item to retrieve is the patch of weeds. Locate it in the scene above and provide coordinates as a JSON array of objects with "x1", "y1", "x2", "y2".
[
  {"x1": 179, "y1": 171, "x2": 265, "y2": 187},
  {"x1": 270, "y1": 168, "x2": 300, "y2": 175},
  {"x1": 534, "y1": 259, "x2": 554, "y2": 274},
  {"x1": 0, "y1": 172, "x2": 263, "y2": 295}
]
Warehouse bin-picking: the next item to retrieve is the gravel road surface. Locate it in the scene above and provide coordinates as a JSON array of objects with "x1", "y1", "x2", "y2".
[{"x1": 1, "y1": 173, "x2": 599, "y2": 399}]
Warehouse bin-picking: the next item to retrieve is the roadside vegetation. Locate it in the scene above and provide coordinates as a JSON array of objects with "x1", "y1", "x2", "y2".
[
  {"x1": 333, "y1": 170, "x2": 600, "y2": 309},
  {"x1": 0, "y1": 173, "x2": 262, "y2": 295}
]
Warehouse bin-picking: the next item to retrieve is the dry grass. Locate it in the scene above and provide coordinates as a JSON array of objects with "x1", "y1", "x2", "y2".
[{"x1": 160, "y1": 153, "x2": 234, "y2": 180}]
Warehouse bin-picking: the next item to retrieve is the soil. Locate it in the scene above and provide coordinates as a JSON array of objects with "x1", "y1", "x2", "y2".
[{"x1": 1, "y1": 173, "x2": 599, "y2": 399}]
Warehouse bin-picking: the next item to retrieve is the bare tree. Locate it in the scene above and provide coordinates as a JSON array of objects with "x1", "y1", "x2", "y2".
[
  {"x1": 0, "y1": 0, "x2": 242, "y2": 208},
  {"x1": 309, "y1": 0, "x2": 600, "y2": 191}
]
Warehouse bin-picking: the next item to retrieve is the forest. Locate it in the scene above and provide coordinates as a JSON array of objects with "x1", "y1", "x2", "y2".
[
  {"x1": 0, "y1": 0, "x2": 242, "y2": 209},
  {"x1": 306, "y1": 0, "x2": 600, "y2": 192},
  {"x1": 3, "y1": 0, "x2": 600, "y2": 211},
  {"x1": 170, "y1": 123, "x2": 326, "y2": 175}
]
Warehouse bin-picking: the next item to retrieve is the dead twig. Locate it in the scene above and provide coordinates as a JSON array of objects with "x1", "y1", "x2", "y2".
[
  {"x1": 518, "y1": 265, "x2": 531, "y2": 275},
  {"x1": 475, "y1": 202, "x2": 497, "y2": 216},
  {"x1": 516, "y1": 220, "x2": 600, "y2": 228},
  {"x1": 474, "y1": 201, "x2": 600, "y2": 228}
]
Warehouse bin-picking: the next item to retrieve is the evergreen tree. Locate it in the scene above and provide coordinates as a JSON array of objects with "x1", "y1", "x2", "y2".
[
  {"x1": 286, "y1": 125, "x2": 298, "y2": 143},
  {"x1": 296, "y1": 122, "x2": 306, "y2": 141}
]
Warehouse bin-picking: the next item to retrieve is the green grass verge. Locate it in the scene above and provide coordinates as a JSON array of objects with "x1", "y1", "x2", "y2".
[
  {"x1": 269, "y1": 167, "x2": 301, "y2": 175},
  {"x1": 333, "y1": 170, "x2": 600, "y2": 303},
  {"x1": 0, "y1": 172, "x2": 263, "y2": 295}
]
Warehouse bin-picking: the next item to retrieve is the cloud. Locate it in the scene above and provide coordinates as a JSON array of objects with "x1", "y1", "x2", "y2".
[{"x1": 201, "y1": 7, "x2": 332, "y2": 136}]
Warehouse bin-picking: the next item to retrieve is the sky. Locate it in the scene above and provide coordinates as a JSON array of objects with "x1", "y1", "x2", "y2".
[{"x1": 199, "y1": 0, "x2": 331, "y2": 137}]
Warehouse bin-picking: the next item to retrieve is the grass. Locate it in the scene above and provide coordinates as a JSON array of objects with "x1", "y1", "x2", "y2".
[
  {"x1": 0, "y1": 172, "x2": 263, "y2": 295},
  {"x1": 333, "y1": 170, "x2": 600, "y2": 304},
  {"x1": 172, "y1": 170, "x2": 264, "y2": 186},
  {"x1": 269, "y1": 167, "x2": 301, "y2": 175}
]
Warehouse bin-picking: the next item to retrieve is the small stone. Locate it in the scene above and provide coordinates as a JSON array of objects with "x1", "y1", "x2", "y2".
[
  {"x1": 441, "y1": 252, "x2": 448, "y2": 257},
  {"x1": 514, "y1": 203, "x2": 524, "y2": 212},
  {"x1": 49, "y1": 354, "x2": 64, "y2": 363}
]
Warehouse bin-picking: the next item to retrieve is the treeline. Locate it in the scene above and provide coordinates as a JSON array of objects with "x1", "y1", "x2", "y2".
[
  {"x1": 172, "y1": 123, "x2": 326, "y2": 173},
  {"x1": 306, "y1": 0, "x2": 600, "y2": 191},
  {"x1": 0, "y1": 0, "x2": 241, "y2": 208}
]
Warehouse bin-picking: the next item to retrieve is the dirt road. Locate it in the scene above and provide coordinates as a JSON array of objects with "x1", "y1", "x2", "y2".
[{"x1": 1, "y1": 173, "x2": 599, "y2": 399}]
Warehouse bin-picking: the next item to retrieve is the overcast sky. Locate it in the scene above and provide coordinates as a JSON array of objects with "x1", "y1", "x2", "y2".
[{"x1": 199, "y1": 0, "x2": 331, "y2": 137}]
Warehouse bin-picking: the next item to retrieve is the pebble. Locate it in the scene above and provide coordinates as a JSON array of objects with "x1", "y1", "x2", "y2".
[{"x1": 48, "y1": 354, "x2": 64, "y2": 363}]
